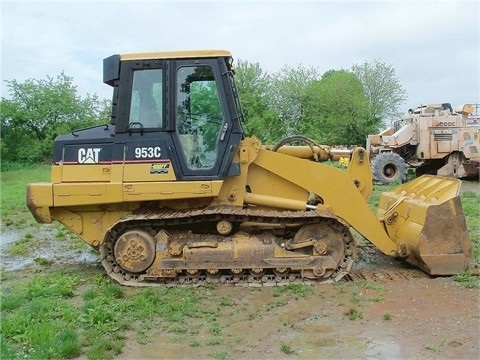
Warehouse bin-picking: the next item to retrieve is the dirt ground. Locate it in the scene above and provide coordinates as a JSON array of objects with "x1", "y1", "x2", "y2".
[
  {"x1": 2, "y1": 181, "x2": 479, "y2": 360},
  {"x1": 118, "y1": 275, "x2": 479, "y2": 360}
]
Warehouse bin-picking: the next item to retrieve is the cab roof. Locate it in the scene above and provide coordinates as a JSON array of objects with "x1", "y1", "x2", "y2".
[{"x1": 120, "y1": 50, "x2": 232, "y2": 61}]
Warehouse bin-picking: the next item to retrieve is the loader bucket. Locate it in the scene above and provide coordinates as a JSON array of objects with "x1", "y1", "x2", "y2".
[{"x1": 377, "y1": 175, "x2": 478, "y2": 275}]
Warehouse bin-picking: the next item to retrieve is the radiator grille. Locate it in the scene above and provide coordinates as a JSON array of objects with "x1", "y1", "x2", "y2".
[{"x1": 434, "y1": 133, "x2": 453, "y2": 141}]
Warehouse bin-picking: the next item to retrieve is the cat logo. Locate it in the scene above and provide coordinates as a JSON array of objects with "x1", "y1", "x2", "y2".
[
  {"x1": 150, "y1": 163, "x2": 170, "y2": 174},
  {"x1": 78, "y1": 148, "x2": 101, "y2": 164}
]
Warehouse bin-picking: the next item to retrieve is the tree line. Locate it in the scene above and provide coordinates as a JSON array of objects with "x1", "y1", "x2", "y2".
[
  {"x1": 0, "y1": 60, "x2": 406, "y2": 164},
  {"x1": 235, "y1": 59, "x2": 406, "y2": 146}
]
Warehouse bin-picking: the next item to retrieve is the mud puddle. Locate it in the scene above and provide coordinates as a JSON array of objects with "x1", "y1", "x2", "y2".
[{"x1": 0, "y1": 224, "x2": 97, "y2": 271}]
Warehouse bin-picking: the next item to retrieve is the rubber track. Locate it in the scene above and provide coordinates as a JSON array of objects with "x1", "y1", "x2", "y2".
[{"x1": 100, "y1": 206, "x2": 355, "y2": 287}]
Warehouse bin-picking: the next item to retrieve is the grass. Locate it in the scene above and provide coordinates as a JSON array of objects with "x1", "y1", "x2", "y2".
[
  {"x1": 280, "y1": 341, "x2": 295, "y2": 355},
  {"x1": 332, "y1": 280, "x2": 382, "y2": 322},
  {"x1": 1, "y1": 272, "x2": 82, "y2": 359},
  {"x1": 1, "y1": 164, "x2": 50, "y2": 228},
  {"x1": 5, "y1": 233, "x2": 34, "y2": 255},
  {"x1": 460, "y1": 191, "x2": 480, "y2": 260},
  {"x1": 0, "y1": 269, "x2": 221, "y2": 359},
  {"x1": 270, "y1": 283, "x2": 313, "y2": 308},
  {"x1": 367, "y1": 181, "x2": 401, "y2": 210},
  {"x1": 214, "y1": 350, "x2": 229, "y2": 360},
  {"x1": 272, "y1": 283, "x2": 313, "y2": 297},
  {"x1": 425, "y1": 339, "x2": 446, "y2": 353},
  {"x1": 335, "y1": 280, "x2": 385, "y2": 307},
  {"x1": 383, "y1": 313, "x2": 393, "y2": 321},
  {"x1": 219, "y1": 295, "x2": 234, "y2": 307},
  {"x1": 345, "y1": 308, "x2": 363, "y2": 320},
  {"x1": 33, "y1": 257, "x2": 55, "y2": 266},
  {"x1": 453, "y1": 272, "x2": 479, "y2": 288}
]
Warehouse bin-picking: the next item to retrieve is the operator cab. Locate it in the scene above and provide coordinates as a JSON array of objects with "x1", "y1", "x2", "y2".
[{"x1": 103, "y1": 50, "x2": 244, "y2": 180}]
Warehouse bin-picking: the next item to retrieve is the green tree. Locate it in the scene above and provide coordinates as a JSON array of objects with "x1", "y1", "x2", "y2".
[
  {"x1": 268, "y1": 64, "x2": 322, "y2": 137},
  {"x1": 234, "y1": 59, "x2": 282, "y2": 143},
  {"x1": 351, "y1": 60, "x2": 407, "y2": 125},
  {"x1": 302, "y1": 70, "x2": 374, "y2": 146},
  {"x1": 1, "y1": 73, "x2": 110, "y2": 163}
]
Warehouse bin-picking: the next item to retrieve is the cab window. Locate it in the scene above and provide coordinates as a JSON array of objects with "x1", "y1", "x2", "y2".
[{"x1": 129, "y1": 69, "x2": 163, "y2": 128}]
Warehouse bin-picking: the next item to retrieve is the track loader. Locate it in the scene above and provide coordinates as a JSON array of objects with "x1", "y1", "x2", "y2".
[{"x1": 26, "y1": 50, "x2": 478, "y2": 286}]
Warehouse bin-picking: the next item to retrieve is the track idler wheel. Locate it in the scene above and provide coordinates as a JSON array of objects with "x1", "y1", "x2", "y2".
[
  {"x1": 290, "y1": 222, "x2": 354, "y2": 279},
  {"x1": 113, "y1": 229, "x2": 156, "y2": 273}
]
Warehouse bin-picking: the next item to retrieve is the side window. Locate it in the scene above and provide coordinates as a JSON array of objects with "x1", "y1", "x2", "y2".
[
  {"x1": 129, "y1": 69, "x2": 163, "y2": 128},
  {"x1": 176, "y1": 65, "x2": 224, "y2": 169}
]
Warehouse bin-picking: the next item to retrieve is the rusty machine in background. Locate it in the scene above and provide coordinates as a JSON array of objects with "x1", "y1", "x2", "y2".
[
  {"x1": 367, "y1": 103, "x2": 480, "y2": 184},
  {"x1": 27, "y1": 51, "x2": 478, "y2": 286}
]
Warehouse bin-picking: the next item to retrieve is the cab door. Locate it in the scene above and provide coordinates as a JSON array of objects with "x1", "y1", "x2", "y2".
[{"x1": 170, "y1": 59, "x2": 240, "y2": 180}]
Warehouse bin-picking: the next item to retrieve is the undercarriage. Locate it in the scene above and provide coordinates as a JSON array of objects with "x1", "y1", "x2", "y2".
[{"x1": 100, "y1": 207, "x2": 356, "y2": 286}]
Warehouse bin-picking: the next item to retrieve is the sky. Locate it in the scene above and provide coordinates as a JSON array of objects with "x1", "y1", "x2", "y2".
[{"x1": 1, "y1": 0, "x2": 479, "y2": 119}]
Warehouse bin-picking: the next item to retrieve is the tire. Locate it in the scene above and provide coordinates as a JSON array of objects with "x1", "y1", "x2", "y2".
[{"x1": 371, "y1": 152, "x2": 408, "y2": 185}]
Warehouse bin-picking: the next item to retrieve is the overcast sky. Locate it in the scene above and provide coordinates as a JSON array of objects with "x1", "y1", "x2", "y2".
[{"x1": 1, "y1": 0, "x2": 479, "y2": 117}]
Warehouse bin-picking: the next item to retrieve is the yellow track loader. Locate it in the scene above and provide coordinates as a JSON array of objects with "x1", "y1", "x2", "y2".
[{"x1": 26, "y1": 50, "x2": 478, "y2": 286}]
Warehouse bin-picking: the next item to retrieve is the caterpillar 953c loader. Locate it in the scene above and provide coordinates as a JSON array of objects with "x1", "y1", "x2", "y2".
[{"x1": 27, "y1": 50, "x2": 478, "y2": 286}]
